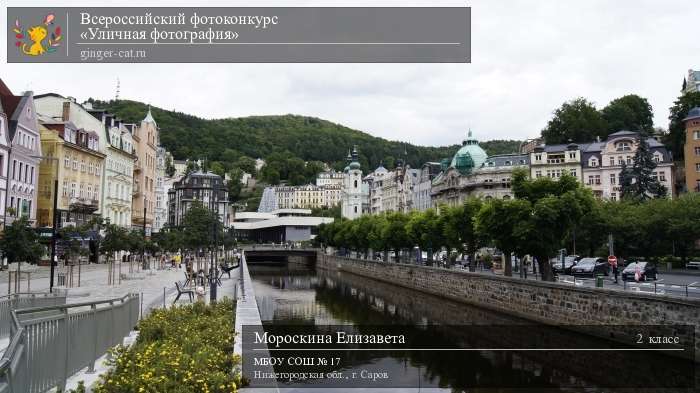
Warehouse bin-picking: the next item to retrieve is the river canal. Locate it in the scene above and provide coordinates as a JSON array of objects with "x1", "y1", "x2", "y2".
[{"x1": 248, "y1": 264, "x2": 693, "y2": 392}]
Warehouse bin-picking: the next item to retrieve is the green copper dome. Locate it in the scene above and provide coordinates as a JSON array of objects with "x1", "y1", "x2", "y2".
[{"x1": 450, "y1": 130, "x2": 487, "y2": 174}]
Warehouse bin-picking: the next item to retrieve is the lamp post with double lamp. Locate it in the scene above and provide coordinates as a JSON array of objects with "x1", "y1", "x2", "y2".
[{"x1": 30, "y1": 154, "x2": 59, "y2": 293}]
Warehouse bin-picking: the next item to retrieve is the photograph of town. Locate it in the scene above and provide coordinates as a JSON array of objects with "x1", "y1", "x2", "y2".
[{"x1": 0, "y1": 1, "x2": 699, "y2": 392}]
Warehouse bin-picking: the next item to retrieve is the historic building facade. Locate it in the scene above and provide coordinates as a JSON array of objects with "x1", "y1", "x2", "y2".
[
  {"x1": 0, "y1": 80, "x2": 41, "y2": 226},
  {"x1": 683, "y1": 107, "x2": 700, "y2": 193},
  {"x1": 529, "y1": 143, "x2": 582, "y2": 181},
  {"x1": 412, "y1": 162, "x2": 441, "y2": 211},
  {"x1": 581, "y1": 131, "x2": 674, "y2": 200},
  {"x1": 316, "y1": 170, "x2": 344, "y2": 187},
  {"x1": 36, "y1": 119, "x2": 105, "y2": 228},
  {"x1": 0, "y1": 91, "x2": 11, "y2": 226},
  {"x1": 154, "y1": 146, "x2": 169, "y2": 232},
  {"x1": 274, "y1": 183, "x2": 341, "y2": 210},
  {"x1": 341, "y1": 147, "x2": 364, "y2": 219},
  {"x1": 94, "y1": 112, "x2": 135, "y2": 228},
  {"x1": 131, "y1": 109, "x2": 158, "y2": 233},
  {"x1": 167, "y1": 170, "x2": 229, "y2": 228}
]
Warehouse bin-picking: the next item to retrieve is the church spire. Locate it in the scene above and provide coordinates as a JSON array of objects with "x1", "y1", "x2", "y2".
[{"x1": 142, "y1": 105, "x2": 156, "y2": 125}]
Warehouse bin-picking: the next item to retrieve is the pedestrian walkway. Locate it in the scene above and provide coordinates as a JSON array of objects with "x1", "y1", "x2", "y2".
[{"x1": 64, "y1": 264, "x2": 241, "y2": 392}]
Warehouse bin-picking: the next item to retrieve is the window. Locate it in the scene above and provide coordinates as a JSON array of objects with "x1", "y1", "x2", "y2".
[
  {"x1": 62, "y1": 180, "x2": 68, "y2": 196},
  {"x1": 611, "y1": 193, "x2": 617, "y2": 201},
  {"x1": 654, "y1": 154, "x2": 662, "y2": 163},
  {"x1": 570, "y1": 170, "x2": 577, "y2": 177},
  {"x1": 610, "y1": 174, "x2": 616, "y2": 185},
  {"x1": 590, "y1": 158, "x2": 598, "y2": 167},
  {"x1": 695, "y1": 147, "x2": 700, "y2": 156},
  {"x1": 64, "y1": 154, "x2": 70, "y2": 168},
  {"x1": 79, "y1": 183, "x2": 84, "y2": 198},
  {"x1": 609, "y1": 157, "x2": 614, "y2": 166},
  {"x1": 70, "y1": 182, "x2": 76, "y2": 197},
  {"x1": 72, "y1": 159, "x2": 78, "y2": 171},
  {"x1": 29, "y1": 167, "x2": 33, "y2": 184},
  {"x1": 616, "y1": 142, "x2": 631, "y2": 151},
  {"x1": 694, "y1": 131, "x2": 700, "y2": 140},
  {"x1": 80, "y1": 160, "x2": 85, "y2": 173},
  {"x1": 696, "y1": 163, "x2": 700, "y2": 172},
  {"x1": 535, "y1": 154, "x2": 542, "y2": 161},
  {"x1": 626, "y1": 156, "x2": 632, "y2": 165},
  {"x1": 659, "y1": 172, "x2": 666, "y2": 182}
]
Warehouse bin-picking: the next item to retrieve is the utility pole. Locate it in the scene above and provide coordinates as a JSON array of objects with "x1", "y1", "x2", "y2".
[{"x1": 31, "y1": 155, "x2": 59, "y2": 292}]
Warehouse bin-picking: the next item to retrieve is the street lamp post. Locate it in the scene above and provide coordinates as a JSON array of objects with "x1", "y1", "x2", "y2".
[
  {"x1": 31, "y1": 155, "x2": 59, "y2": 293},
  {"x1": 209, "y1": 181, "x2": 219, "y2": 302},
  {"x1": 142, "y1": 196, "x2": 147, "y2": 269}
]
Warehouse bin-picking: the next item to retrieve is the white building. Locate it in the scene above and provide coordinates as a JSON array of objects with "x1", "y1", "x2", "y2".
[
  {"x1": 341, "y1": 147, "x2": 364, "y2": 219},
  {"x1": 581, "y1": 131, "x2": 674, "y2": 200},
  {"x1": 412, "y1": 162, "x2": 441, "y2": 211},
  {"x1": 233, "y1": 209, "x2": 333, "y2": 242},
  {"x1": 93, "y1": 112, "x2": 135, "y2": 228},
  {"x1": 316, "y1": 170, "x2": 344, "y2": 187},
  {"x1": 364, "y1": 164, "x2": 388, "y2": 214},
  {"x1": 683, "y1": 69, "x2": 700, "y2": 94},
  {"x1": 153, "y1": 146, "x2": 169, "y2": 232}
]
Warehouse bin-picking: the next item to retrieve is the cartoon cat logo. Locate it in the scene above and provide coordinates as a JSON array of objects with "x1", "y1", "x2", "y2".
[{"x1": 14, "y1": 14, "x2": 62, "y2": 56}]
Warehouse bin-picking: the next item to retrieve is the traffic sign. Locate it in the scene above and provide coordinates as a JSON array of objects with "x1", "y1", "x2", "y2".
[{"x1": 608, "y1": 255, "x2": 617, "y2": 264}]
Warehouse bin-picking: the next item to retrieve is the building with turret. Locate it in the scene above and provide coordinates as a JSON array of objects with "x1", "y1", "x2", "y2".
[
  {"x1": 131, "y1": 108, "x2": 158, "y2": 234},
  {"x1": 341, "y1": 146, "x2": 364, "y2": 219}
]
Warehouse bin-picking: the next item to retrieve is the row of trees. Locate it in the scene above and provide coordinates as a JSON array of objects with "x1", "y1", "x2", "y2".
[
  {"x1": 317, "y1": 170, "x2": 700, "y2": 281},
  {"x1": 541, "y1": 91, "x2": 700, "y2": 160},
  {"x1": 0, "y1": 201, "x2": 235, "y2": 268}
]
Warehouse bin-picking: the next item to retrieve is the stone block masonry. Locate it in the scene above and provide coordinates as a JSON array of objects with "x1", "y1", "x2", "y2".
[{"x1": 317, "y1": 253, "x2": 700, "y2": 361}]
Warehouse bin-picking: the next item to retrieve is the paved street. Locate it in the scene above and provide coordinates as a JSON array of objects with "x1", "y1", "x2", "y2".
[{"x1": 454, "y1": 265, "x2": 700, "y2": 299}]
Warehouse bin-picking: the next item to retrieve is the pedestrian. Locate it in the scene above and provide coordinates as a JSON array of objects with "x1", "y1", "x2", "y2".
[
  {"x1": 612, "y1": 258, "x2": 619, "y2": 284},
  {"x1": 634, "y1": 261, "x2": 641, "y2": 282}
]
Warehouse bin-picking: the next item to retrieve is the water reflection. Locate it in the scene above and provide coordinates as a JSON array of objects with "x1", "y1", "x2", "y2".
[{"x1": 249, "y1": 265, "x2": 693, "y2": 392}]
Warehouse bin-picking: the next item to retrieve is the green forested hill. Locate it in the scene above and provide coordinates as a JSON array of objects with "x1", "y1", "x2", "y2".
[{"x1": 90, "y1": 99, "x2": 521, "y2": 170}]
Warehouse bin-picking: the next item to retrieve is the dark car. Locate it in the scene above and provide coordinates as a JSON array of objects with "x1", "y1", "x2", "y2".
[
  {"x1": 551, "y1": 255, "x2": 580, "y2": 275},
  {"x1": 571, "y1": 257, "x2": 609, "y2": 277},
  {"x1": 621, "y1": 261, "x2": 658, "y2": 281}
]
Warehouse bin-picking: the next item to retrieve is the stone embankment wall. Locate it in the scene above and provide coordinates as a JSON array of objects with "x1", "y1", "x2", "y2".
[{"x1": 317, "y1": 253, "x2": 700, "y2": 359}]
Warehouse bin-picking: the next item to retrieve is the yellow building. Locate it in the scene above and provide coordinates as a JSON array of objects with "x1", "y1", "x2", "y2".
[
  {"x1": 37, "y1": 120, "x2": 105, "y2": 228},
  {"x1": 684, "y1": 107, "x2": 700, "y2": 192}
]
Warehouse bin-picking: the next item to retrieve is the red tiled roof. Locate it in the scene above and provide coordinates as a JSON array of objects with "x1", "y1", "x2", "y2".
[{"x1": 0, "y1": 79, "x2": 21, "y2": 119}]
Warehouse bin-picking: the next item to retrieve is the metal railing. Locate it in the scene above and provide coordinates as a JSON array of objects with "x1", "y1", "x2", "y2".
[
  {"x1": 0, "y1": 293, "x2": 66, "y2": 340},
  {"x1": 0, "y1": 293, "x2": 140, "y2": 393}
]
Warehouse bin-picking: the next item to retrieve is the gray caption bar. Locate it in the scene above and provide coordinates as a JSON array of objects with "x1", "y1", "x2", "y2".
[{"x1": 7, "y1": 7, "x2": 470, "y2": 63}]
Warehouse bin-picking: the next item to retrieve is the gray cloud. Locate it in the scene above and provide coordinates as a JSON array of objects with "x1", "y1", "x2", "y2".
[{"x1": 1, "y1": 0, "x2": 698, "y2": 147}]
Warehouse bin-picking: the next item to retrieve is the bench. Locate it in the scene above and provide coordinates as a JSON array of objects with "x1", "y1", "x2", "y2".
[
  {"x1": 174, "y1": 281, "x2": 194, "y2": 303},
  {"x1": 218, "y1": 261, "x2": 240, "y2": 279},
  {"x1": 686, "y1": 261, "x2": 700, "y2": 270}
]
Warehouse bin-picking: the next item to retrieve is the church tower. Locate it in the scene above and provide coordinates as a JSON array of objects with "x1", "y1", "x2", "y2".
[{"x1": 341, "y1": 146, "x2": 363, "y2": 219}]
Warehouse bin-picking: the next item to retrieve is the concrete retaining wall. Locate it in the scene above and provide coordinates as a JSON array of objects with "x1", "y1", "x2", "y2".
[{"x1": 318, "y1": 253, "x2": 700, "y2": 359}]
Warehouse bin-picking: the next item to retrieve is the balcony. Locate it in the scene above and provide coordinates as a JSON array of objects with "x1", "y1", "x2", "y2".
[{"x1": 69, "y1": 197, "x2": 99, "y2": 214}]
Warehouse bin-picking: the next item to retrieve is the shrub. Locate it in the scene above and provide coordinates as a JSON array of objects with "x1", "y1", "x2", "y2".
[{"x1": 94, "y1": 299, "x2": 240, "y2": 393}]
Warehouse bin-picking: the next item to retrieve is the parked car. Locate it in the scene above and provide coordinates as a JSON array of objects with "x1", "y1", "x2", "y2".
[
  {"x1": 551, "y1": 255, "x2": 580, "y2": 275},
  {"x1": 621, "y1": 261, "x2": 658, "y2": 281},
  {"x1": 571, "y1": 257, "x2": 609, "y2": 277}
]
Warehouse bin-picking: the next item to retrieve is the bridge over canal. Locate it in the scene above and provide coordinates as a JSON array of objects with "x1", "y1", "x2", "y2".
[{"x1": 240, "y1": 245, "x2": 318, "y2": 265}]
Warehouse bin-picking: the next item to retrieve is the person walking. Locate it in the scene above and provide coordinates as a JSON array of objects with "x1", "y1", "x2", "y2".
[{"x1": 612, "y1": 258, "x2": 619, "y2": 284}]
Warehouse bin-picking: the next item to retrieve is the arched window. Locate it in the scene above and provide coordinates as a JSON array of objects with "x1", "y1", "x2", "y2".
[{"x1": 354, "y1": 180, "x2": 358, "y2": 188}]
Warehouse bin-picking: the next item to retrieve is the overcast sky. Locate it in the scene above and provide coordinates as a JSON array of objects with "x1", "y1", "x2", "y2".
[{"x1": 1, "y1": 0, "x2": 698, "y2": 147}]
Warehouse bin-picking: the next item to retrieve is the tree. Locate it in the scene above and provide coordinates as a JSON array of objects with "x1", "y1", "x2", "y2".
[
  {"x1": 185, "y1": 160, "x2": 199, "y2": 176},
  {"x1": 382, "y1": 212, "x2": 411, "y2": 263},
  {"x1": 58, "y1": 224, "x2": 89, "y2": 265},
  {"x1": 475, "y1": 199, "x2": 531, "y2": 276},
  {"x1": 0, "y1": 216, "x2": 44, "y2": 265},
  {"x1": 665, "y1": 194, "x2": 700, "y2": 263},
  {"x1": 165, "y1": 154, "x2": 176, "y2": 177},
  {"x1": 260, "y1": 166, "x2": 280, "y2": 185},
  {"x1": 541, "y1": 98, "x2": 608, "y2": 144},
  {"x1": 100, "y1": 224, "x2": 130, "y2": 263},
  {"x1": 181, "y1": 200, "x2": 218, "y2": 255},
  {"x1": 619, "y1": 137, "x2": 667, "y2": 201},
  {"x1": 226, "y1": 168, "x2": 244, "y2": 202},
  {"x1": 304, "y1": 161, "x2": 326, "y2": 184},
  {"x1": 234, "y1": 156, "x2": 257, "y2": 175},
  {"x1": 209, "y1": 161, "x2": 226, "y2": 177},
  {"x1": 665, "y1": 91, "x2": 700, "y2": 160},
  {"x1": 511, "y1": 170, "x2": 594, "y2": 281},
  {"x1": 406, "y1": 209, "x2": 444, "y2": 263},
  {"x1": 601, "y1": 94, "x2": 654, "y2": 135},
  {"x1": 442, "y1": 199, "x2": 483, "y2": 269}
]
